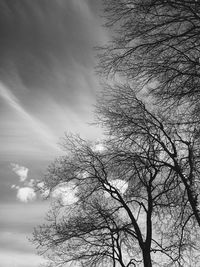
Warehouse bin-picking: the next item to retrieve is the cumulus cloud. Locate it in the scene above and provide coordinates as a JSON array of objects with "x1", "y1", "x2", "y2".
[
  {"x1": 16, "y1": 187, "x2": 36, "y2": 203},
  {"x1": 11, "y1": 184, "x2": 20, "y2": 190},
  {"x1": 92, "y1": 143, "x2": 105, "y2": 153},
  {"x1": 51, "y1": 182, "x2": 78, "y2": 205},
  {"x1": 11, "y1": 163, "x2": 29, "y2": 182},
  {"x1": 26, "y1": 179, "x2": 35, "y2": 187},
  {"x1": 37, "y1": 182, "x2": 45, "y2": 189},
  {"x1": 76, "y1": 171, "x2": 89, "y2": 179},
  {"x1": 10, "y1": 164, "x2": 38, "y2": 203}
]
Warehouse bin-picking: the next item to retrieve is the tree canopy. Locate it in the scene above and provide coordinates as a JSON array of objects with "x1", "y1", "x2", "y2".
[
  {"x1": 99, "y1": 0, "x2": 200, "y2": 111},
  {"x1": 33, "y1": 1, "x2": 200, "y2": 267},
  {"x1": 33, "y1": 85, "x2": 200, "y2": 266}
]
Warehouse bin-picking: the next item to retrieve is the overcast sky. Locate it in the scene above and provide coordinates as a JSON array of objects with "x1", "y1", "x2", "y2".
[{"x1": 0, "y1": 1, "x2": 108, "y2": 266}]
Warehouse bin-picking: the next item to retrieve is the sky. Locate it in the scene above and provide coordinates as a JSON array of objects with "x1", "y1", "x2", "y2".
[{"x1": 0, "y1": 1, "x2": 108, "y2": 266}]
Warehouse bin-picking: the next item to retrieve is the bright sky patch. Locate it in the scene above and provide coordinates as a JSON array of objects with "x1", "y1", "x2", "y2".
[{"x1": 51, "y1": 182, "x2": 78, "y2": 205}]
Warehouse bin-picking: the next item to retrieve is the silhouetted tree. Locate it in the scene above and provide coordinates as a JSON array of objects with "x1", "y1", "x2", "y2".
[
  {"x1": 33, "y1": 84, "x2": 200, "y2": 267},
  {"x1": 33, "y1": 1, "x2": 200, "y2": 266},
  {"x1": 99, "y1": 0, "x2": 200, "y2": 111},
  {"x1": 96, "y1": 84, "x2": 200, "y2": 229}
]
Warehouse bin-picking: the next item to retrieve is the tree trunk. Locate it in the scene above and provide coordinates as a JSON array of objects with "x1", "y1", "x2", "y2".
[{"x1": 143, "y1": 250, "x2": 152, "y2": 267}]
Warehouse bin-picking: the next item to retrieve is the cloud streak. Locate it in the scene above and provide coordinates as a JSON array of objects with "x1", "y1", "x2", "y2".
[
  {"x1": 0, "y1": 250, "x2": 47, "y2": 267},
  {"x1": 0, "y1": 83, "x2": 60, "y2": 151},
  {"x1": 0, "y1": 0, "x2": 106, "y2": 162},
  {"x1": 0, "y1": 2, "x2": 107, "y2": 266}
]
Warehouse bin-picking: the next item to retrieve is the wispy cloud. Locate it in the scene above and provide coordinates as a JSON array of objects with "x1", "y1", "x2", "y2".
[
  {"x1": 0, "y1": 203, "x2": 48, "y2": 265},
  {"x1": 0, "y1": 250, "x2": 46, "y2": 267},
  {"x1": 0, "y1": 83, "x2": 60, "y2": 152},
  {"x1": 0, "y1": 202, "x2": 49, "y2": 232}
]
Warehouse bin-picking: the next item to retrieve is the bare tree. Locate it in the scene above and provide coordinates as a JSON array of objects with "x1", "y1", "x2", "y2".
[
  {"x1": 33, "y1": 135, "x2": 159, "y2": 267},
  {"x1": 31, "y1": 2, "x2": 200, "y2": 266},
  {"x1": 99, "y1": 0, "x2": 200, "y2": 110},
  {"x1": 33, "y1": 84, "x2": 200, "y2": 267},
  {"x1": 97, "y1": 84, "x2": 200, "y2": 227},
  {"x1": 96, "y1": 83, "x2": 200, "y2": 263}
]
